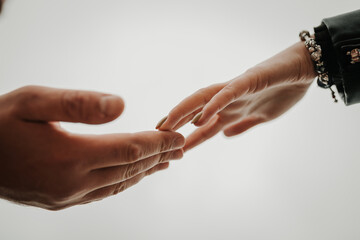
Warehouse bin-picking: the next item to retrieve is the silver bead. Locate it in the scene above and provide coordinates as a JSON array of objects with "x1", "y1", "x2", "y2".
[
  {"x1": 299, "y1": 30, "x2": 310, "y2": 41},
  {"x1": 311, "y1": 52, "x2": 321, "y2": 61},
  {"x1": 316, "y1": 61, "x2": 324, "y2": 67},
  {"x1": 320, "y1": 73, "x2": 329, "y2": 82},
  {"x1": 305, "y1": 39, "x2": 316, "y2": 48},
  {"x1": 309, "y1": 47, "x2": 315, "y2": 53}
]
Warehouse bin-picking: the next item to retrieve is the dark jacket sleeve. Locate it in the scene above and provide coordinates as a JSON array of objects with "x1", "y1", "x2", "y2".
[{"x1": 314, "y1": 9, "x2": 360, "y2": 105}]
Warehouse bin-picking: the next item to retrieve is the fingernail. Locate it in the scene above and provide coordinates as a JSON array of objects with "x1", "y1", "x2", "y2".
[
  {"x1": 100, "y1": 96, "x2": 122, "y2": 117},
  {"x1": 156, "y1": 116, "x2": 168, "y2": 129},
  {"x1": 191, "y1": 112, "x2": 203, "y2": 124}
]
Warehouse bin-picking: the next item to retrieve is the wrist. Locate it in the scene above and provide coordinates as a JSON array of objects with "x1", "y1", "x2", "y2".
[
  {"x1": 296, "y1": 40, "x2": 317, "y2": 82},
  {"x1": 300, "y1": 30, "x2": 339, "y2": 102}
]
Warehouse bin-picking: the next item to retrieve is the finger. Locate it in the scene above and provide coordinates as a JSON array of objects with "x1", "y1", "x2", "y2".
[
  {"x1": 223, "y1": 117, "x2": 264, "y2": 137},
  {"x1": 76, "y1": 131, "x2": 185, "y2": 169},
  {"x1": 156, "y1": 108, "x2": 202, "y2": 131},
  {"x1": 194, "y1": 69, "x2": 269, "y2": 127},
  {"x1": 193, "y1": 77, "x2": 253, "y2": 126},
  {"x1": 82, "y1": 162, "x2": 169, "y2": 202},
  {"x1": 88, "y1": 149, "x2": 183, "y2": 190},
  {"x1": 13, "y1": 86, "x2": 124, "y2": 124},
  {"x1": 183, "y1": 115, "x2": 223, "y2": 152},
  {"x1": 172, "y1": 108, "x2": 202, "y2": 131},
  {"x1": 158, "y1": 83, "x2": 226, "y2": 131}
]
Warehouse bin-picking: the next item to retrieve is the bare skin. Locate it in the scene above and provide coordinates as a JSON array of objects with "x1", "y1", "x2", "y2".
[
  {"x1": 0, "y1": 86, "x2": 185, "y2": 210},
  {"x1": 157, "y1": 42, "x2": 316, "y2": 151},
  {"x1": 0, "y1": 0, "x2": 4, "y2": 13}
]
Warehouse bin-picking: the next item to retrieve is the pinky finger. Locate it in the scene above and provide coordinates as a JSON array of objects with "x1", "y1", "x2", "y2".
[{"x1": 81, "y1": 163, "x2": 170, "y2": 202}]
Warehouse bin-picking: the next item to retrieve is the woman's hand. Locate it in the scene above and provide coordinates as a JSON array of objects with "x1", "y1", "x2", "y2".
[
  {"x1": 0, "y1": 86, "x2": 185, "y2": 210},
  {"x1": 156, "y1": 42, "x2": 316, "y2": 151}
]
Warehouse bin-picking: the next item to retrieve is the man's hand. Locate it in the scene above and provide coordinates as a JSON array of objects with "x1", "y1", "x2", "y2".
[
  {"x1": 0, "y1": 86, "x2": 185, "y2": 210},
  {"x1": 156, "y1": 42, "x2": 316, "y2": 151}
]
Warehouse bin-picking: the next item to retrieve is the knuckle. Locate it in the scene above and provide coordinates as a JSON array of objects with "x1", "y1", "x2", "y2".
[
  {"x1": 112, "y1": 182, "x2": 127, "y2": 195},
  {"x1": 158, "y1": 153, "x2": 169, "y2": 163},
  {"x1": 124, "y1": 164, "x2": 139, "y2": 179},
  {"x1": 245, "y1": 67, "x2": 268, "y2": 93},
  {"x1": 61, "y1": 91, "x2": 89, "y2": 121},
  {"x1": 222, "y1": 85, "x2": 238, "y2": 103},
  {"x1": 250, "y1": 76, "x2": 261, "y2": 93},
  {"x1": 198, "y1": 88, "x2": 213, "y2": 104},
  {"x1": 125, "y1": 143, "x2": 142, "y2": 161},
  {"x1": 17, "y1": 85, "x2": 41, "y2": 96},
  {"x1": 109, "y1": 142, "x2": 142, "y2": 163},
  {"x1": 195, "y1": 87, "x2": 208, "y2": 95},
  {"x1": 14, "y1": 85, "x2": 42, "y2": 110},
  {"x1": 161, "y1": 132, "x2": 182, "y2": 151},
  {"x1": 159, "y1": 137, "x2": 171, "y2": 152}
]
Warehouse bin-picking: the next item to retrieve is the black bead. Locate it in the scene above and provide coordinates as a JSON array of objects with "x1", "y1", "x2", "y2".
[{"x1": 316, "y1": 65, "x2": 326, "y2": 74}]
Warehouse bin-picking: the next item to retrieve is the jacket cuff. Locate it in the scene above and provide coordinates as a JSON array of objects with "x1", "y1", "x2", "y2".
[{"x1": 314, "y1": 9, "x2": 360, "y2": 105}]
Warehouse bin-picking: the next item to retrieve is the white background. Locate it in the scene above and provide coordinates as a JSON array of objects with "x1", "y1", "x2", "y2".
[{"x1": 1, "y1": 0, "x2": 360, "y2": 239}]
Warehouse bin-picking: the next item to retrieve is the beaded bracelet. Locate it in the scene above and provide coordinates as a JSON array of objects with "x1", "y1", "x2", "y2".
[{"x1": 299, "y1": 30, "x2": 337, "y2": 102}]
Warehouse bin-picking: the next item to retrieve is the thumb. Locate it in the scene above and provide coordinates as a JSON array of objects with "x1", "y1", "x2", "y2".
[{"x1": 13, "y1": 86, "x2": 124, "y2": 124}]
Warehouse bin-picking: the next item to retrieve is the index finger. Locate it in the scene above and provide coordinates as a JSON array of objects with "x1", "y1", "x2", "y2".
[
  {"x1": 194, "y1": 75, "x2": 253, "y2": 126},
  {"x1": 72, "y1": 131, "x2": 185, "y2": 170},
  {"x1": 158, "y1": 83, "x2": 226, "y2": 131}
]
